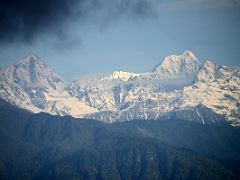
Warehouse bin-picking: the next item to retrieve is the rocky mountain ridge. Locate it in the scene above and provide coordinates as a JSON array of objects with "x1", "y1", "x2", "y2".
[{"x1": 0, "y1": 51, "x2": 239, "y2": 125}]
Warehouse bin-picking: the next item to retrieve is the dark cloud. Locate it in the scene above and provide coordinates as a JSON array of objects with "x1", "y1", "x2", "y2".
[
  {"x1": 0, "y1": 0, "x2": 156, "y2": 45},
  {"x1": 0, "y1": 0, "x2": 79, "y2": 43}
]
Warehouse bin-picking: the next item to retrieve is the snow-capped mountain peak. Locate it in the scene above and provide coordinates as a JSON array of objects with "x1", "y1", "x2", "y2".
[
  {"x1": 152, "y1": 51, "x2": 202, "y2": 79},
  {"x1": 8, "y1": 54, "x2": 66, "y2": 90},
  {"x1": 102, "y1": 71, "x2": 140, "y2": 82},
  {"x1": 182, "y1": 50, "x2": 199, "y2": 60},
  {"x1": 196, "y1": 60, "x2": 218, "y2": 82},
  {"x1": 18, "y1": 53, "x2": 42, "y2": 63},
  {"x1": 0, "y1": 54, "x2": 98, "y2": 116}
]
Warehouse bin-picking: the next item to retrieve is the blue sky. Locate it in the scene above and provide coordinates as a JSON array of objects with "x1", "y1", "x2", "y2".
[{"x1": 0, "y1": 0, "x2": 240, "y2": 81}]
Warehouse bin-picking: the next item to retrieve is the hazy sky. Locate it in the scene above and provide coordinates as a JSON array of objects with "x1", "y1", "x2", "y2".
[{"x1": 0, "y1": 0, "x2": 240, "y2": 81}]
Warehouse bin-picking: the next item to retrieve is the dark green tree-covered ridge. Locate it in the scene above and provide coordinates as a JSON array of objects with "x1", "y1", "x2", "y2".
[{"x1": 0, "y1": 99, "x2": 239, "y2": 180}]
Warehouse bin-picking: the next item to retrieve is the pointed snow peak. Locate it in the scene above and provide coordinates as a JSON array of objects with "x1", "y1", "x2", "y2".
[
  {"x1": 160, "y1": 50, "x2": 200, "y2": 66},
  {"x1": 27, "y1": 53, "x2": 38, "y2": 60},
  {"x1": 180, "y1": 50, "x2": 201, "y2": 65},
  {"x1": 202, "y1": 60, "x2": 216, "y2": 68},
  {"x1": 196, "y1": 60, "x2": 218, "y2": 82},
  {"x1": 152, "y1": 51, "x2": 202, "y2": 79},
  {"x1": 18, "y1": 53, "x2": 45, "y2": 66},
  {"x1": 182, "y1": 50, "x2": 198, "y2": 59},
  {"x1": 1, "y1": 54, "x2": 66, "y2": 90}
]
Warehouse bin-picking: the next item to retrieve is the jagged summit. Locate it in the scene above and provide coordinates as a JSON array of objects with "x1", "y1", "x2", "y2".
[
  {"x1": 196, "y1": 60, "x2": 218, "y2": 82},
  {"x1": 182, "y1": 50, "x2": 199, "y2": 60},
  {"x1": 17, "y1": 53, "x2": 45, "y2": 65},
  {"x1": 3, "y1": 54, "x2": 66, "y2": 90},
  {"x1": 152, "y1": 51, "x2": 202, "y2": 79}
]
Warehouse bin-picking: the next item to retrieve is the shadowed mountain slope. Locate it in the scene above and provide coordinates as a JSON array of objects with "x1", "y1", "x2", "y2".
[{"x1": 0, "y1": 99, "x2": 240, "y2": 179}]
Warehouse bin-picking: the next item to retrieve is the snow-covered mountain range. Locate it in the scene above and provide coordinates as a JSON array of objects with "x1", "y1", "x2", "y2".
[{"x1": 0, "y1": 51, "x2": 239, "y2": 125}]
